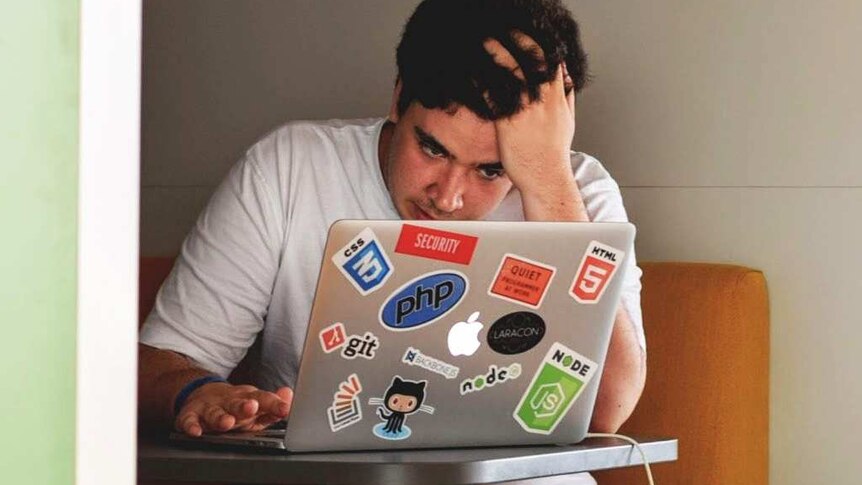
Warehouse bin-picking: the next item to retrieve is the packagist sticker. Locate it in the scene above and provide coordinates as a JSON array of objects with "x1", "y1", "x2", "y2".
[
  {"x1": 394, "y1": 224, "x2": 479, "y2": 265},
  {"x1": 327, "y1": 374, "x2": 363, "y2": 432},
  {"x1": 570, "y1": 241, "x2": 624, "y2": 304},
  {"x1": 332, "y1": 227, "x2": 394, "y2": 296},
  {"x1": 488, "y1": 254, "x2": 556, "y2": 309},
  {"x1": 513, "y1": 342, "x2": 598, "y2": 435}
]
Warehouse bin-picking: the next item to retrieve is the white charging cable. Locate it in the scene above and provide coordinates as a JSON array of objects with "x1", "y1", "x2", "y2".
[{"x1": 584, "y1": 432, "x2": 655, "y2": 485}]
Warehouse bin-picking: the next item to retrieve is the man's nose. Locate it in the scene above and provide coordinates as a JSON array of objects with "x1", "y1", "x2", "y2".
[{"x1": 428, "y1": 166, "x2": 465, "y2": 214}]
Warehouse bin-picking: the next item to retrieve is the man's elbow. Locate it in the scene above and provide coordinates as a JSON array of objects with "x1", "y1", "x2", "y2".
[{"x1": 589, "y1": 350, "x2": 647, "y2": 433}]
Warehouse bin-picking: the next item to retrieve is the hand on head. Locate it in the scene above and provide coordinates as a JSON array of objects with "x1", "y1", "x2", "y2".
[{"x1": 174, "y1": 382, "x2": 294, "y2": 437}]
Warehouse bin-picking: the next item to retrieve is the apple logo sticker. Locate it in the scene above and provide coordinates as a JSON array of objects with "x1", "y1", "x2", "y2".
[{"x1": 447, "y1": 311, "x2": 484, "y2": 356}]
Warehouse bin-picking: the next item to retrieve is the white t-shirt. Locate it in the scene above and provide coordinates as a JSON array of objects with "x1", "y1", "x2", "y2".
[{"x1": 140, "y1": 117, "x2": 645, "y2": 392}]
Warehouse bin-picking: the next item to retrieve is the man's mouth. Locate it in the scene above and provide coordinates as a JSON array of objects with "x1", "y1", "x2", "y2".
[{"x1": 412, "y1": 203, "x2": 436, "y2": 221}]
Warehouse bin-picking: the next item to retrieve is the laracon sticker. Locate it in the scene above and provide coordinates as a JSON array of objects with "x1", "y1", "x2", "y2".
[
  {"x1": 326, "y1": 374, "x2": 363, "y2": 432},
  {"x1": 402, "y1": 347, "x2": 460, "y2": 379},
  {"x1": 460, "y1": 363, "x2": 521, "y2": 395},
  {"x1": 513, "y1": 342, "x2": 598, "y2": 435},
  {"x1": 488, "y1": 254, "x2": 556, "y2": 309},
  {"x1": 394, "y1": 224, "x2": 479, "y2": 265},
  {"x1": 368, "y1": 376, "x2": 435, "y2": 441},
  {"x1": 332, "y1": 227, "x2": 393, "y2": 296},
  {"x1": 486, "y1": 312, "x2": 545, "y2": 355},
  {"x1": 341, "y1": 332, "x2": 379, "y2": 360},
  {"x1": 319, "y1": 322, "x2": 347, "y2": 353},
  {"x1": 379, "y1": 271, "x2": 468, "y2": 331},
  {"x1": 570, "y1": 241, "x2": 625, "y2": 304},
  {"x1": 447, "y1": 311, "x2": 484, "y2": 357}
]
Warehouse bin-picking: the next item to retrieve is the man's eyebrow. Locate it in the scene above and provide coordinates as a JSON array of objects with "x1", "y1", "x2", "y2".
[{"x1": 414, "y1": 126, "x2": 455, "y2": 159}]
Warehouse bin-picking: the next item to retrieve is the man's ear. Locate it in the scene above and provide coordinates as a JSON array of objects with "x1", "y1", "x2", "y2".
[{"x1": 387, "y1": 79, "x2": 403, "y2": 123}]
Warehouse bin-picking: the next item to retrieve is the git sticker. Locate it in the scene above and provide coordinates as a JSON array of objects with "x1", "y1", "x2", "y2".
[
  {"x1": 570, "y1": 241, "x2": 624, "y2": 304},
  {"x1": 488, "y1": 254, "x2": 556, "y2": 309},
  {"x1": 513, "y1": 342, "x2": 598, "y2": 435},
  {"x1": 327, "y1": 374, "x2": 363, "y2": 432},
  {"x1": 394, "y1": 224, "x2": 479, "y2": 265},
  {"x1": 319, "y1": 322, "x2": 347, "y2": 353},
  {"x1": 332, "y1": 227, "x2": 393, "y2": 296}
]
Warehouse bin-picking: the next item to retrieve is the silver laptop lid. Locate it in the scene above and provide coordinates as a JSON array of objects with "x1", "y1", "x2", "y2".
[{"x1": 285, "y1": 220, "x2": 635, "y2": 451}]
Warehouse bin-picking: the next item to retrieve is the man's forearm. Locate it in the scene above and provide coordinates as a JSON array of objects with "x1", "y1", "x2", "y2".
[
  {"x1": 589, "y1": 306, "x2": 646, "y2": 433},
  {"x1": 138, "y1": 343, "x2": 216, "y2": 428}
]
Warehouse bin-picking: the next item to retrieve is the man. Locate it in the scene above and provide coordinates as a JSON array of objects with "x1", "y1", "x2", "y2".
[{"x1": 140, "y1": 0, "x2": 646, "y2": 477}]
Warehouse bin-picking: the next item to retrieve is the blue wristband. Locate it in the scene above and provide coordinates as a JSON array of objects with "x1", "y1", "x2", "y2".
[{"x1": 173, "y1": 375, "x2": 227, "y2": 416}]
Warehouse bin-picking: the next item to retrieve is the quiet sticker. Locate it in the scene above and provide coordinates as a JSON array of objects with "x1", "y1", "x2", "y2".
[
  {"x1": 513, "y1": 342, "x2": 598, "y2": 435},
  {"x1": 327, "y1": 373, "x2": 363, "y2": 432},
  {"x1": 488, "y1": 254, "x2": 556, "y2": 309},
  {"x1": 394, "y1": 224, "x2": 479, "y2": 265},
  {"x1": 332, "y1": 227, "x2": 394, "y2": 296},
  {"x1": 570, "y1": 241, "x2": 624, "y2": 304}
]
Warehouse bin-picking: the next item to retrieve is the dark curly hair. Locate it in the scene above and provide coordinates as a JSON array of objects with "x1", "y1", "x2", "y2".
[{"x1": 395, "y1": 0, "x2": 589, "y2": 120}]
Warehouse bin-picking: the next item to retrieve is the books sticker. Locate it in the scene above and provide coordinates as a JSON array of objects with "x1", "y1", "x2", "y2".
[
  {"x1": 394, "y1": 224, "x2": 479, "y2": 265},
  {"x1": 570, "y1": 241, "x2": 624, "y2": 304},
  {"x1": 332, "y1": 227, "x2": 393, "y2": 296},
  {"x1": 513, "y1": 342, "x2": 598, "y2": 435},
  {"x1": 488, "y1": 254, "x2": 556, "y2": 309},
  {"x1": 327, "y1": 374, "x2": 363, "y2": 432}
]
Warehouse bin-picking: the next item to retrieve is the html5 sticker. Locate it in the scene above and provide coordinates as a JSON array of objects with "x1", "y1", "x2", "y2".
[
  {"x1": 319, "y1": 322, "x2": 347, "y2": 353},
  {"x1": 488, "y1": 254, "x2": 556, "y2": 309},
  {"x1": 332, "y1": 227, "x2": 394, "y2": 296},
  {"x1": 570, "y1": 241, "x2": 625, "y2": 304},
  {"x1": 394, "y1": 224, "x2": 479, "y2": 265}
]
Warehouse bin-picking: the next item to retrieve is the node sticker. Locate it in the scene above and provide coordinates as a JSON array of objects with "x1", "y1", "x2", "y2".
[
  {"x1": 319, "y1": 322, "x2": 347, "y2": 353},
  {"x1": 402, "y1": 347, "x2": 460, "y2": 379},
  {"x1": 488, "y1": 254, "x2": 556, "y2": 309},
  {"x1": 394, "y1": 224, "x2": 479, "y2": 265},
  {"x1": 326, "y1": 374, "x2": 363, "y2": 432},
  {"x1": 368, "y1": 376, "x2": 435, "y2": 441},
  {"x1": 570, "y1": 241, "x2": 624, "y2": 304},
  {"x1": 513, "y1": 342, "x2": 598, "y2": 435},
  {"x1": 486, "y1": 312, "x2": 545, "y2": 355},
  {"x1": 460, "y1": 363, "x2": 521, "y2": 395},
  {"x1": 332, "y1": 227, "x2": 393, "y2": 296}
]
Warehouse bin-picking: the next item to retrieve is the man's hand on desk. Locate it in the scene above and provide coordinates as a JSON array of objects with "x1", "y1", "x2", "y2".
[{"x1": 175, "y1": 382, "x2": 294, "y2": 437}]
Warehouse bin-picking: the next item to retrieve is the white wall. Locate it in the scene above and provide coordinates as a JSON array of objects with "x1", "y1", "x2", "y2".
[{"x1": 141, "y1": 1, "x2": 862, "y2": 483}]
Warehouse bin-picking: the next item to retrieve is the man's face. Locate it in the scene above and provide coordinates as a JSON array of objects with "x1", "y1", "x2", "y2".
[{"x1": 380, "y1": 100, "x2": 514, "y2": 221}]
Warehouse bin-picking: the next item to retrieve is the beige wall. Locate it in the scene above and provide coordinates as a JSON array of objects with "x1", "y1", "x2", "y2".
[{"x1": 142, "y1": 1, "x2": 862, "y2": 483}]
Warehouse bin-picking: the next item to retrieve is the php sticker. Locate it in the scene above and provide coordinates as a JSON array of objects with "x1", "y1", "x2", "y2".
[
  {"x1": 332, "y1": 227, "x2": 393, "y2": 296},
  {"x1": 513, "y1": 342, "x2": 598, "y2": 435},
  {"x1": 460, "y1": 363, "x2": 521, "y2": 395},
  {"x1": 368, "y1": 376, "x2": 435, "y2": 441},
  {"x1": 394, "y1": 224, "x2": 479, "y2": 265},
  {"x1": 319, "y1": 322, "x2": 347, "y2": 353},
  {"x1": 327, "y1": 374, "x2": 363, "y2": 432},
  {"x1": 402, "y1": 347, "x2": 460, "y2": 379},
  {"x1": 488, "y1": 254, "x2": 556, "y2": 309},
  {"x1": 570, "y1": 241, "x2": 624, "y2": 304},
  {"x1": 486, "y1": 312, "x2": 545, "y2": 355},
  {"x1": 379, "y1": 271, "x2": 468, "y2": 331}
]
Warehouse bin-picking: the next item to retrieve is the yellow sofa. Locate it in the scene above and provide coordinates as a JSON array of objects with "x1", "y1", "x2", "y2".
[{"x1": 139, "y1": 259, "x2": 769, "y2": 484}]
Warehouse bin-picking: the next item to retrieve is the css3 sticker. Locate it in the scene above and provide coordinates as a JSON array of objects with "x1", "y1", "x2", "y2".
[
  {"x1": 368, "y1": 376, "x2": 435, "y2": 441},
  {"x1": 332, "y1": 227, "x2": 393, "y2": 296},
  {"x1": 570, "y1": 241, "x2": 624, "y2": 304},
  {"x1": 513, "y1": 342, "x2": 598, "y2": 435},
  {"x1": 379, "y1": 271, "x2": 468, "y2": 331}
]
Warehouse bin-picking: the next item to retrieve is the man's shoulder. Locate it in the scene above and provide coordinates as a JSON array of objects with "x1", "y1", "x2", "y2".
[{"x1": 250, "y1": 117, "x2": 384, "y2": 153}]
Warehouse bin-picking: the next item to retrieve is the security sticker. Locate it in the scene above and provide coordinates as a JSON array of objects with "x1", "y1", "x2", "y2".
[
  {"x1": 327, "y1": 374, "x2": 363, "y2": 432},
  {"x1": 340, "y1": 331, "x2": 379, "y2": 360},
  {"x1": 570, "y1": 241, "x2": 625, "y2": 304},
  {"x1": 368, "y1": 376, "x2": 435, "y2": 441},
  {"x1": 402, "y1": 347, "x2": 460, "y2": 379},
  {"x1": 460, "y1": 363, "x2": 521, "y2": 395},
  {"x1": 488, "y1": 254, "x2": 556, "y2": 309},
  {"x1": 394, "y1": 224, "x2": 479, "y2": 265},
  {"x1": 486, "y1": 312, "x2": 545, "y2": 355},
  {"x1": 319, "y1": 322, "x2": 347, "y2": 353},
  {"x1": 513, "y1": 342, "x2": 598, "y2": 435},
  {"x1": 332, "y1": 227, "x2": 394, "y2": 296}
]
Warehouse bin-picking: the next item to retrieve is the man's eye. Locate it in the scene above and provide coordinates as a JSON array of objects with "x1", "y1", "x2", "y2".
[
  {"x1": 478, "y1": 166, "x2": 505, "y2": 180},
  {"x1": 420, "y1": 142, "x2": 445, "y2": 158}
]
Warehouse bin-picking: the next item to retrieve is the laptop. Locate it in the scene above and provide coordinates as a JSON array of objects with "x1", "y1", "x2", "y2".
[{"x1": 172, "y1": 219, "x2": 635, "y2": 452}]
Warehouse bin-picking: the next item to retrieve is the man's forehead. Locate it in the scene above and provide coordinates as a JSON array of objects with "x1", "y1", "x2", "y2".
[{"x1": 411, "y1": 104, "x2": 499, "y2": 163}]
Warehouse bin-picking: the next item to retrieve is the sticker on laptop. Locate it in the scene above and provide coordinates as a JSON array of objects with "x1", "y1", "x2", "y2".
[
  {"x1": 488, "y1": 254, "x2": 556, "y2": 309},
  {"x1": 570, "y1": 241, "x2": 625, "y2": 304},
  {"x1": 326, "y1": 373, "x2": 363, "y2": 432},
  {"x1": 487, "y1": 312, "x2": 546, "y2": 355},
  {"x1": 319, "y1": 324, "x2": 380, "y2": 360},
  {"x1": 460, "y1": 363, "x2": 522, "y2": 395},
  {"x1": 369, "y1": 376, "x2": 435, "y2": 440},
  {"x1": 379, "y1": 270, "x2": 468, "y2": 331},
  {"x1": 402, "y1": 347, "x2": 460, "y2": 379},
  {"x1": 332, "y1": 227, "x2": 394, "y2": 296},
  {"x1": 447, "y1": 311, "x2": 484, "y2": 357},
  {"x1": 394, "y1": 224, "x2": 479, "y2": 265},
  {"x1": 513, "y1": 342, "x2": 598, "y2": 435},
  {"x1": 319, "y1": 322, "x2": 347, "y2": 353}
]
